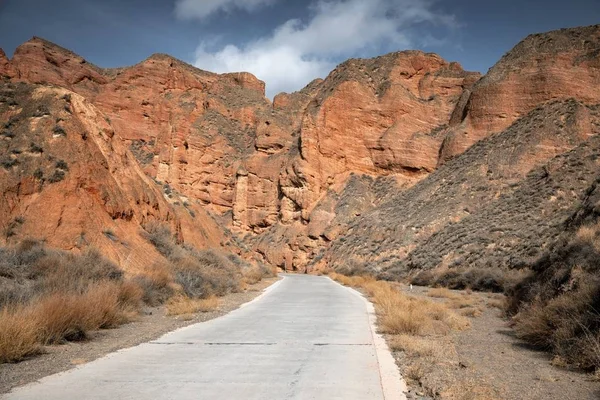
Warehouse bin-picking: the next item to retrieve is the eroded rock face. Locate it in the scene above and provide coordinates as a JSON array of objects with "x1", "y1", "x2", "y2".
[
  {"x1": 0, "y1": 80, "x2": 224, "y2": 272},
  {"x1": 2, "y1": 25, "x2": 600, "y2": 274},
  {"x1": 440, "y1": 24, "x2": 600, "y2": 163},
  {"x1": 0, "y1": 49, "x2": 13, "y2": 77},
  {"x1": 323, "y1": 100, "x2": 600, "y2": 276},
  {"x1": 8, "y1": 39, "x2": 277, "y2": 217}
]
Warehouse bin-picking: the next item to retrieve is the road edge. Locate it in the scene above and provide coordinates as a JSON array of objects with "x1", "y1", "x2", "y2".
[
  {"x1": 328, "y1": 277, "x2": 408, "y2": 400},
  {"x1": 239, "y1": 275, "x2": 285, "y2": 309}
]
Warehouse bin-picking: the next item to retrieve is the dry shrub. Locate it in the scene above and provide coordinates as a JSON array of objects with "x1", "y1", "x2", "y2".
[
  {"x1": 487, "y1": 298, "x2": 506, "y2": 310},
  {"x1": 512, "y1": 279, "x2": 600, "y2": 370},
  {"x1": 0, "y1": 241, "x2": 145, "y2": 363},
  {"x1": 412, "y1": 267, "x2": 520, "y2": 293},
  {"x1": 448, "y1": 296, "x2": 480, "y2": 310},
  {"x1": 35, "y1": 281, "x2": 138, "y2": 344},
  {"x1": 330, "y1": 272, "x2": 375, "y2": 288},
  {"x1": 134, "y1": 261, "x2": 175, "y2": 306},
  {"x1": 32, "y1": 248, "x2": 124, "y2": 294},
  {"x1": 389, "y1": 335, "x2": 439, "y2": 358},
  {"x1": 242, "y1": 263, "x2": 275, "y2": 285},
  {"x1": 381, "y1": 307, "x2": 429, "y2": 335},
  {"x1": 242, "y1": 267, "x2": 263, "y2": 285},
  {"x1": 141, "y1": 222, "x2": 181, "y2": 259},
  {"x1": 460, "y1": 307, "x2": 483, "y2": 318},
  {"x1": 0, "y1": 279, "x2": 140, "y2": 362},
  {"x1": 507, "y1": 216, "x2": 600, "y2": 371},
  {"x1": 141, "y1": 224, "x2": 245, "y2": 301},
  {"x1": 404, "y1": 361, "x2": 428, "y2": 383},
  {"x1": 166, "y1": 295, "x2": 219, "y2": 316},
  {"x1": 0, "y1": 306, "x2": 41, "y2": 363},
  {"x1": 174, "y1": 250, "x2": 241, "y2": 299},
  {"x1": 331, "y1": 274, "x2": 470, "y2": 336},
  {"x1": 0, "y1": 242, "x2": 123, "y2": 307}
]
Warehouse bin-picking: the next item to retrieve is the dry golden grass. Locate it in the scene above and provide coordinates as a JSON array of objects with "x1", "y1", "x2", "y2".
[
  {"x1": 330, "y1": 273, "x2": 470, "y2": 336},
  {"x1": 389, "y1": 335, "x2": 440, "y2": 358},
  {"x1": 427, "y1": 287, "x2": 461, "y2": 300},
  {"x1": 448, "y1": 295, "x2": 480, "y2": 310},
  {"x1": 459, "y1": 307, "x2": 483, "y2": 318},
  {"x1": 487, "y1": 298, "x2": 506, "y2": 310},
  {"x1": 576, "y1": 223, "x2": 599, "y2": 245},
  {"x1": 404, "y1": 362, "x2": 428, "y2": 383},
  {"x1": 35, "y1": 281, "x2": 139, "y2": 344},
  {"x1": 166, "y1": 295, "x2": 219, "y2": 316},
  {"x1": 142, "y1": 261, "x2": 174, "y2": 287},
  {"x1": 0, "y1": 306, "x2": 41, "y2": 363},
  {"x1": 242, "y1": 264, "x2": 270, "y2": 285},
  {"x1": 0, "y1": 280, "x2": 141, "y2": 362},
  {"x1": 442, "y1": 380, "x2": 502, "y2": 400}
]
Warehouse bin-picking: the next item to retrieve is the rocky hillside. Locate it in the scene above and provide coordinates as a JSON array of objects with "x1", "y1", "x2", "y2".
[
  {"x1": 320, "y1": 25, "x2": 600, "y2": 279},
  {"x1": 0, "y1": 78, "x2": 224, "y2": 272},
  {"x1": 325, "y1": 100, "x2": 600, "y2": 279},
  {"x1": 0, "y1": 25, "x2": 599, "y2": 277}
]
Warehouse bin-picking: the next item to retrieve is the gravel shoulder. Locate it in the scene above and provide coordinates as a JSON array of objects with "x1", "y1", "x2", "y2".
[
  {"x1": 390, "y1": 284, "x2": 600, "y2": 400},
  {"x1": 0, "y1": 277, "x2": 280, "y2": 394}
]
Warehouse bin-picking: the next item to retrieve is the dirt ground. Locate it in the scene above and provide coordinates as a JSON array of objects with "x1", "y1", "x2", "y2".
[
  {"x1": 0, "y1": 277, "x2": 279, "y2": 394},
  {"x1": 393, "y1": 285, "x2": 600, "y2": 400}
]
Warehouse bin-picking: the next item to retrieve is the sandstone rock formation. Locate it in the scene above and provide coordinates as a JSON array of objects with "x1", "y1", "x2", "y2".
[
  {"x1": 1, "y1": 25, "x2": 599, "y2": 276},
  {"x1": 0, "y1": 79, "x2": 224, "y2": 273},
  {"x1": 324, "y1": 100, "x2": 600, "y2": 276},
  {"x1": 440, "y1": 24, "x2": 600, "y2": 163}
]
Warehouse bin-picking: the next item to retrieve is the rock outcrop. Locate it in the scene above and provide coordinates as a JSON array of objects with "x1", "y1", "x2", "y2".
[
  {"x1": 323, "y1": 100, "x2": 600, "y2": 276},
  {"x1": 0, "y1": 79, "x2": 224, "y2": 272},
  {"x1": 1, "y1": 25, "x2": 599, "y2": 275},
  {"x1": 440, "y1": 24, "x2": 600, "y2": 163}
]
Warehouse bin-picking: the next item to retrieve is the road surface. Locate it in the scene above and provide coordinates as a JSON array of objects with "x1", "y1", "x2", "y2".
[{"x1": 4, "y1": 275, "x2": 405, "y2": 400}]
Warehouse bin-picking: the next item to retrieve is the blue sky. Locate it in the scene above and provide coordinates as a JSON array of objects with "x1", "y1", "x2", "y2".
[{"x1": 0, "y1": 0, "x2": 599, "y2": 97}]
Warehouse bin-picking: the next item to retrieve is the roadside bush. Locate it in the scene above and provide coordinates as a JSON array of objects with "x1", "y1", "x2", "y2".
[
  {"x1": 0, "y1": 305, "x2": 40, "y2": 363},
  {"x1": 508, "y1": 207, "x2": 600, "y2": 370},
  {"x1": 166, "y1": 295, "x2": 219, "y2": 316},
  {"x1": 142, "y1": 223, "x2": 270, "y2": 301},
  {"x1": 330, "y1": 273, "x2": 470, "y2": 336},
  {"x1": 0, "y1": 241, "x2": 141, "y2": 363},
  {"x1": 133, "y1": 261, "x2": 175, "y2": 306},
  {"x1": 242, "y1": 262, "x2": 276, "y2": 285},
  {"x1": 336, "y1": 259, "x2": 368, "y2": 277},
  {"x1": 174, "y1": 250, "x2": 241, "y2": 298},
  {"x1": 411, "y1": 267, "x2": 523, "y2": 293},
  {"x1": 512, "y1": 279, "x2": 600, "y2": 370}
]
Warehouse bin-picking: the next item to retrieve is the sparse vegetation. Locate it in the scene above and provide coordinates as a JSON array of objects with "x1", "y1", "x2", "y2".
[
  {"x1": 52, "y1": 126, "x2": 66, "y2": 137},
  {"x1": 330, "y1": 273, "x2": 470, "y2": 336},
  {"x1": 412, "y1": 267, "x2": 527, "y2": 293},
  {"x1": 166, "y1": 295, "x2": 219, "y2": 317},
  {"x1": 55, "y1": 160, "x2": 68, "y2": 170},
  {"x1": 508, "y1": 181, "x2": 600, "y2": 372},
  {"x1": 132, "y1": 261, "x2": 175, "y2": 306},
  {"x1": 33, "y1": 105, "x2": 50, "y2": 117},
  {"x1": 141, "y1": 222, "x2": 273, "y2": 306},
  {"x1": 0, "y1": 241, "x2": 141, "y2": 363},
  {"x1": 29, "y1": 143, "x2": 43, "y2": 154},
  {"x1": 47, "y1": 169, "x2": 66, "y2": 183},
  {"x1": 1, "y1": 157, "x2": 18, "y2": 169}
]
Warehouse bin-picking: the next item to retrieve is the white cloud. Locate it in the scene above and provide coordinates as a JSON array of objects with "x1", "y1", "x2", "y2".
[
  {"x1": 175, "y1": 0, "x2": 275, "y2": 20},
  {"x1": 190, "y1": 0, "x2": 457, "y2": 98}
]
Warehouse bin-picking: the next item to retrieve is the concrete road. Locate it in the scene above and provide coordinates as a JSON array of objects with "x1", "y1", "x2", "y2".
[{"x1": 4, "y1": 275, "x2": 405, "y2": 400}]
